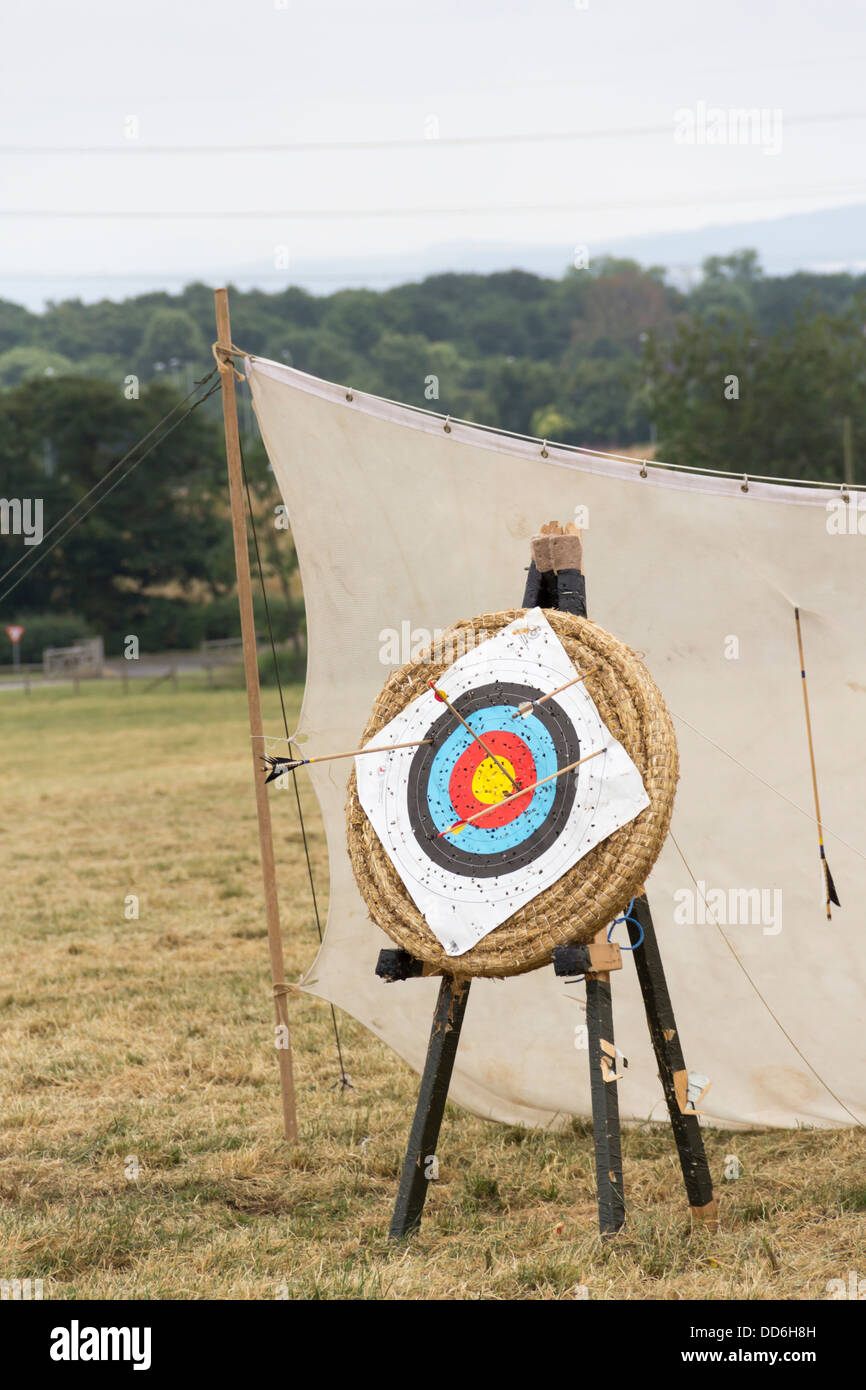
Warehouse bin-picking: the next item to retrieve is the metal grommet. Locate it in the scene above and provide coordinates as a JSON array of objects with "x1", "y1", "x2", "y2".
[
  {"x1": 741, "y1": 474, "x2": 749, "y2": 493},
  {"x1": 345, "y1": 389, "x2": 354, "y2": 401},
  {"x1": 540, "y1": 439, "x2": 549, "y2": 459},
  {"x1": 841, "y1": 484, "x2": 851, "y2": 504},
  {"x1": 640, "y1": 459, "x2": 648, "y2": 478},
  {"x1": 443, "y1": 416, "x2": 452, "y2": 433}
]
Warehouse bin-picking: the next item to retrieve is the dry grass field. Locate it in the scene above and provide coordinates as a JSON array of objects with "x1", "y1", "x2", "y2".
[{"x1": 1, "y1": 677, "x2": 864, "y2": 1301}]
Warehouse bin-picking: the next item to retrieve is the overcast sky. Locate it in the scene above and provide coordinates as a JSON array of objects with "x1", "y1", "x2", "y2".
[{"x1": 3, "y1": 0, "x2": 866, "y2": 307}]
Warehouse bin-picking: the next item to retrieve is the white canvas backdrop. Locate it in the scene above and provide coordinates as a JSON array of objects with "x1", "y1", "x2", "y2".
[{"x1": 248, "y1": 355, "x2": 866, "y2": 1131}]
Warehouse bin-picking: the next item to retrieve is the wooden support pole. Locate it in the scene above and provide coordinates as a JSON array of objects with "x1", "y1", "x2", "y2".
[
  {"x1": 389, "y1": 975, "x2": 471, "y2": 1240},
  {"x1": 628, "y1": 894, "x2": 717, "y2": 1225},
  {"x1": 585, "y1": 941, "x2": 626, "y2": 1237},
  {"x1": 214, "y1": 288, "x2": 298, "y2": 1144}
]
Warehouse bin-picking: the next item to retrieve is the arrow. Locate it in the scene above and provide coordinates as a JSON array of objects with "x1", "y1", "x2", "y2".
[
  {"x1": 427, "y1": 680, "x2": 520, "y2": 789},
  {"x1": 437, "y1": 745, "x2": 605, "y2": 836},
  {"x1": 510, "y1": 665, "x2": 599, "y2": 718},
  {"x1": 794, "y1": 607, "x2": 840, "y2": 918},
  {"x1": 260, "y1": 736, "x2": 432, "y2": 783}
]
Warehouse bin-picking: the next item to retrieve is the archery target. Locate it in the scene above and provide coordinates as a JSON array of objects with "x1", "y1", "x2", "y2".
[
  {"x1": 355, "y1": 609, "x2": 650, "y2": 957},
  {"x1": 408, "y1": 682, "x2": 580, "y2": 875}
]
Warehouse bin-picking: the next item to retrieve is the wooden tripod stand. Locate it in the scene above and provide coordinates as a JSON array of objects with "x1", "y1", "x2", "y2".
[{"x1": 379, "y1": 537, "x2": 718, "y2": 1240}]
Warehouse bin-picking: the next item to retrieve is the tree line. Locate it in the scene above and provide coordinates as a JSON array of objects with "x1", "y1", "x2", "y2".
[{"x1": 1, "y1": 251, "x2": 863, "y2": 657}]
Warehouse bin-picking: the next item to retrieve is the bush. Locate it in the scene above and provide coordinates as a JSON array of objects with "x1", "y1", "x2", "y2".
[
  {"x1": 11, "y1": 595, "x2": 305, "y2": 661},
  {"x1": 105, "y1": 594, "x2": 302, "y2": 657},
  {"x1": 116, "y1": 598, "x2": 215, "y2": 655},
  {"x1": 258, "y1": 646, "x2": 306, "y2": 686}
]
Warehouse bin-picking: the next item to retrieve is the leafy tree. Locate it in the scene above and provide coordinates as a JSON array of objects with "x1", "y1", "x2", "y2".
[
  {"x1": 566, "y1": 355, "x2": 649, "y2": 447},
  {"x1": 702, "y1": 249, "x2": 762, "y2": 284},
  {"x1": 645, "y1": 296, "x2": 866, "y2": 481},
  {"x1": 300, "y1": 330, "x2": 366, "y2": 387},
  {"x1": 0, "y1": 376, "x2": 234, "y2": 634},
  {"x1": 138, "y1": 308, "x2": 207, "y2": 377},
  {"x1": 0, "y1": 346, "x2": 76, "y2": 386},
  {"x1": 690, "y1": 251, "x2": 763, "y2": 322},
  {"x1": 488, "y1": 359, "x2": 559, "y2": 436},
  {"x1": 530, "y1": 404, "x2": 574, "y2": 441},
  {"x1": 566, "y1": 262, "x2": 681, "y2": 360},
  {"x1": 0, "y1": 299, "x2": 39, "y2": 354},
  {"x1": 321, "y1": 289, "x2": 384, "y2": 354}
]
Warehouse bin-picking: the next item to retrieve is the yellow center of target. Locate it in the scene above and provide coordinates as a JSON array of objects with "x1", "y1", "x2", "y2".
[{"x1": 471, "y1": 756, "x2": 517, "y2": 805}]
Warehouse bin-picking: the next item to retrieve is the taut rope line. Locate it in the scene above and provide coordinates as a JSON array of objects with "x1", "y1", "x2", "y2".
[
  {"x1": 669, "y1": 829, "x2": 861, "y2": 1126},
  {"x1": 238, "y1": 431, "x2": 351, "y2": 1089}
]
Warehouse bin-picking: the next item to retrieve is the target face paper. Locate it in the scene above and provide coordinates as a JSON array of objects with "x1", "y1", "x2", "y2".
[{"x1": 356, "y1": 609, "x2": 649, "y2": 956}]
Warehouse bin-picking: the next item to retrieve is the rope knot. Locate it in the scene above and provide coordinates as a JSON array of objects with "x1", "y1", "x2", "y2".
[{"x1": 211, "y1": 340, "x2": 246, "y2": 381}]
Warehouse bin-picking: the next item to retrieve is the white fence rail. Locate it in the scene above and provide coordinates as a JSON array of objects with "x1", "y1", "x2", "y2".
[{"x1": 43, "y1": 637, "x2": 104, "y2": 679}]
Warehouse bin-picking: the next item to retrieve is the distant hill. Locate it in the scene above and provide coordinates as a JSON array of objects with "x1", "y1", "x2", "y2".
[
  {"x1": 279, "y1": 201, "x2": 866, "y2": 289},
  {"x1": 2, "y1": 202, "x2": 865, "y2": 309},
  {"x1": 602, "y1": 202, "x2": 866, "y2": 281}
]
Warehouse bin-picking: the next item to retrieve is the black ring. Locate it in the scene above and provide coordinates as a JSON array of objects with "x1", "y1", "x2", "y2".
[{"x1": 406, "y1": 681, "x2": 581, "y2": 877}]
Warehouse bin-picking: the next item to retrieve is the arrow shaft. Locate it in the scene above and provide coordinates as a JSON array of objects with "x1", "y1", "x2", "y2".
[
  {"x1": 439, "y1": 745, "x2": 605, "y2": 835},
  {"x1": 310, "y1": 736, "x2": 432, "y2": 765},
  {"x1": 259, "y1": 736, "x2": 431, "y2": 769},
  {"x1": 794, "y1": 607, "x2": 832, "y2": 918},
  {"x1": 794, "y1": 609, "x2": 824, "y2": 843},
  {"x1": 430, "y1": 682, "x2": 519, "y2": 789},
  {"x1": 537, "y1": 666, "x2": 598, "y2": 705},
  {"x1": 512, "y1": 665, "x2": 598, "y2": 717}
]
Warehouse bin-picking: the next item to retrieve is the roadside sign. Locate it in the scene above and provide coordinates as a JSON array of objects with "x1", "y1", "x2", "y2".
[{"x1": 5, "y1": 624, "x2": 24, "y2": 671}]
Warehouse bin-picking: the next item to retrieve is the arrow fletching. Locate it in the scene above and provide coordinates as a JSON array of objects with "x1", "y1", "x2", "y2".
[
  {"x1": 261, "y1": 754, "x2": 307, "y2": 782},
  {"x1": 824, "y1": 857, "x2": 841, "y2": 909}
]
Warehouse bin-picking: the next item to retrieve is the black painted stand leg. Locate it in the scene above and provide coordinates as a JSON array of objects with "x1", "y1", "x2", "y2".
[
  {"x1": 628, "y1": 895, "x2": 718, "y2": 1224},
  {"x1": 389, "y1": 975, "x2": 471, "y2": 1240},
  {"x1": 585, "y1": 974, "x2": 626, "y2": 1235}
]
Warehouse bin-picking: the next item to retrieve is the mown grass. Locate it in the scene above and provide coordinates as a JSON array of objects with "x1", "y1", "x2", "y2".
[{"x1": 0, "y1": 678, "x2": 863, "y2": 1299}]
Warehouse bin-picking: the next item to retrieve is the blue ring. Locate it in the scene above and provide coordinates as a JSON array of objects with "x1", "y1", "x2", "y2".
[{"x1": 426, "y1": 706, "x2": 557, "y2": 854}]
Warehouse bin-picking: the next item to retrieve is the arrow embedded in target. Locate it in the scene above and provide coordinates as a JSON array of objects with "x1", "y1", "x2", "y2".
[
  {"x1": 510, "y1": 666, "x2": 599, "y2": 718},
  {"x1": 260, "y1": 736, "x2": 432, "y2": 783},
  {"x1": 437, "y1": 746, "x2": 606, "y2": 837},
  {"x1": 427, "y1": 679, "x2": 521, "y2": 789}
]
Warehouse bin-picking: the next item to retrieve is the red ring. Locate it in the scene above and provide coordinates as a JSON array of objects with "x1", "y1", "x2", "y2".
[{"x1": 447, "y1": 732, "x2": 536, "y2": 829}]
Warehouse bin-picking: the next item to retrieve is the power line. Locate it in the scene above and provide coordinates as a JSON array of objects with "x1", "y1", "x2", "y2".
[
  {"x1": 2, "y1": 109, "x2": 866, "y2": 156},
  {"x1": 461, "y1": 52, "x2": 866, "y2": 91},
  {"x1": 1, "y1": 182, "x2": 863, "y2": 221}
]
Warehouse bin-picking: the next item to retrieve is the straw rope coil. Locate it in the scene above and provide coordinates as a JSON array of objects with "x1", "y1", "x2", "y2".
[{"x1": 346, "y1": 608, "x2": 678, "y2": 979}]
